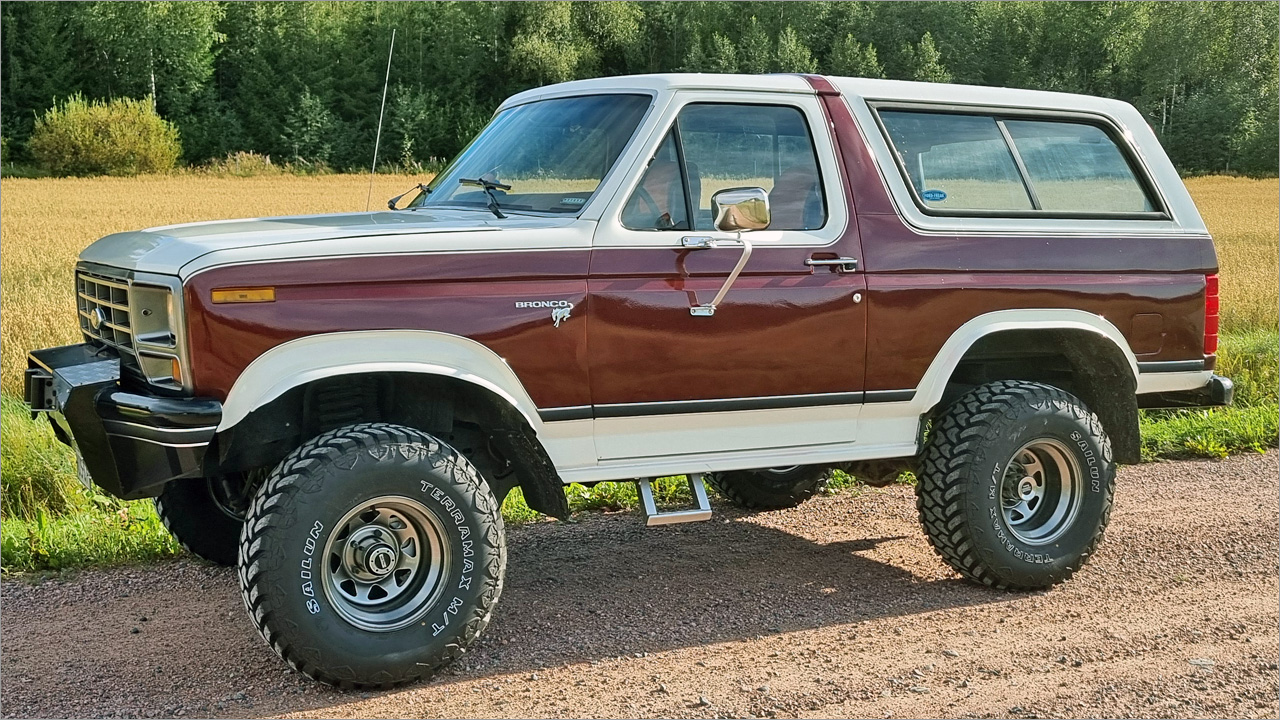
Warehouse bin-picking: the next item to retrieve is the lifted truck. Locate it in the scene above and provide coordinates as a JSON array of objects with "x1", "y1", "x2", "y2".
[{"x1": 26, "y1": 73, "x2": 1231, "y2": 688}]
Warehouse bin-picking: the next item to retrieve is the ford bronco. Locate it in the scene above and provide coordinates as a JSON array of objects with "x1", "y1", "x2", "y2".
[{"x1": 25, "y1": 73, "x2": 1232, "y2": 687}]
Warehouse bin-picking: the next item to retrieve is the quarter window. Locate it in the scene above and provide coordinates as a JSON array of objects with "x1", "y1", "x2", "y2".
[
  {"x1": 1003, "y1": 120, "x2": 1154, "y2": 213},
  {"x1": 877, "y1": 109, "x2": 1159, "y2": 217},
  {"x1": 621, "y1": 130, "x2": 691, "y2": 231},
  {"x1": 623, "y1": 103, "x2": 827, "y2": 231}
]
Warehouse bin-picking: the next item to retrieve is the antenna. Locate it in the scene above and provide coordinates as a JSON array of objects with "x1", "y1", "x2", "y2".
[{"x1": 366, "y1": 28, "x2": 396, "y2": 212}]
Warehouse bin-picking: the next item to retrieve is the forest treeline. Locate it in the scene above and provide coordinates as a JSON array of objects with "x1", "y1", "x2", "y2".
[{"x1": 2, "y1": 1, "x2": 1276, "y2": 175}]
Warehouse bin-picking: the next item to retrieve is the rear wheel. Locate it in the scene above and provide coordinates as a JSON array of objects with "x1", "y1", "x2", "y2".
[
  {"x1": 915, "y1": 380, "x2": 1115, "y2": 590},
  {"x1": 237, "y1": 423, "x2": 505, "y2": 688},
  {"x1": 154, "y1": 474, "x2": 253, "y2": 566},
  {"x1": 708, "y1": 466, "x2": 829, "y2": 510}
]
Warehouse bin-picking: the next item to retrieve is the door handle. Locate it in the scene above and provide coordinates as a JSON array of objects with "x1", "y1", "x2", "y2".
[
  {"x1": 681, "y1": 235, "x2": 716, "y2": 249},
  {"x1": 805, "y1": 256, "x2": 858, "y2": 272}
]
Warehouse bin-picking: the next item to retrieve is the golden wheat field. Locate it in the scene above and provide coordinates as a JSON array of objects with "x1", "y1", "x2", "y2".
[{"x1": 1, "y1": 174, "x2": 1276, "y2": 396}]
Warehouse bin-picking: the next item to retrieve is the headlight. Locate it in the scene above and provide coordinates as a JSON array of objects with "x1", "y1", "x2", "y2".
[{"x1": 130, "y1": 281, "x2": 187, "y2": 388}]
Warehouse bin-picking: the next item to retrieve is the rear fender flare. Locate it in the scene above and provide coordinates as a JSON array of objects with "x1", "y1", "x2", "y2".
[{"x1": 909, "y1": 309, "x2": 1139, "y2": 413}]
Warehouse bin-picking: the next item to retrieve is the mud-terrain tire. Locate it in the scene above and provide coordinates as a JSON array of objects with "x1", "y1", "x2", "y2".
[
  {"x1": 154, "y1": 477, "x2": 248, "y2": 566},
  {"x1": 238, "y1": 423, "x2": 505, "y2": 689},
  {"x1": 916, "y1": 380, "x2": 1115, "y2": 590},
  {"x1": 709, "y1": 466, "x2": 829, "y2": 510}
]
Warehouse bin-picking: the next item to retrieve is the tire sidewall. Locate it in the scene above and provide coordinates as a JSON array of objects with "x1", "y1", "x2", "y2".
[
  {"x1": 962, "y1": 393, "x2": 1114, "y2": 586},
  {"x1": 247, "y1": 436, "x2": 503, "y2": 684}
]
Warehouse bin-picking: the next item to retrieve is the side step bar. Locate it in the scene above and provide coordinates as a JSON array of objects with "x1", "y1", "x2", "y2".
[{"x1": 637, "y1": 473, "x2": 713, "y2": 526}]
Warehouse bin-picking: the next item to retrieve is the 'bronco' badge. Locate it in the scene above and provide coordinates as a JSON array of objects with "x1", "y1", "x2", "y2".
[{"x1": 515, "y1": 300, "x2": 573, "y2": 328}]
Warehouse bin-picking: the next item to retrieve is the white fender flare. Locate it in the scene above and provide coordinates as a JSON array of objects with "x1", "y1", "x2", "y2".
[
  {"x1": 908, "y1": 309, "x2": 1139, "y2": 413},
  {"x1": 217, "y1": 330, "x2": 545, "y2": 432}
]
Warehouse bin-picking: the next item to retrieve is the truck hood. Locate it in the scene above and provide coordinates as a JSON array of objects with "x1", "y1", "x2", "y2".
[{"x1": 79, "y1": 209, "x2": 582, "y2": 276}]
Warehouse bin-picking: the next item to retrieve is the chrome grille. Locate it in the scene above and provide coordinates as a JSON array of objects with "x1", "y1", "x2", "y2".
[{"x1": 76, "y1": 271, "x2": 135, "y2": 355}]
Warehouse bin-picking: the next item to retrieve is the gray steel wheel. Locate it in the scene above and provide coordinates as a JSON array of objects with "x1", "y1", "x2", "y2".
[
  {"x1": 321, "y1": 495, "x2": 451, "y2": 632},
  {"x1": 1000, "y1": 439, "x2": 1083, "y2": 546}
]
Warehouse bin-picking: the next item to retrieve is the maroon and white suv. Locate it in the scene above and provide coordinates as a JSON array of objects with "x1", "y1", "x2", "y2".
[{"x1": 26, "y1": 73, "x2": 1231, "y2": 687}]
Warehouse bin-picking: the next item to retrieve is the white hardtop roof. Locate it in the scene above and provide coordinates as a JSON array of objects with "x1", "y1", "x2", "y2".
[{"x1": 501, "y1": 73, "x2": 1134, "y2": 116}]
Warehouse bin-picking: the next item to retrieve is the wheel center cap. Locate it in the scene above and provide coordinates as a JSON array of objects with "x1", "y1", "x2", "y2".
[
  {"x1": 364, "y1": 544, "x2": 397, "y2": 577},
  {"x1": 1018, "y1": 477, "x2": 1037, "y2": 500}
]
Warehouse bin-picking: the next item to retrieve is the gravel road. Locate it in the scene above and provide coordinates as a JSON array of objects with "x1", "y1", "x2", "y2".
[{"x1": 2, "y1": 452, "x2": 1277, "y2": 719}]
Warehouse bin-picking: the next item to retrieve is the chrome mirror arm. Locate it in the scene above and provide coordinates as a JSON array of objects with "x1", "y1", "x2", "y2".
[{"x1": 690, "y1": 233, "x2": 753, "y2": 317}]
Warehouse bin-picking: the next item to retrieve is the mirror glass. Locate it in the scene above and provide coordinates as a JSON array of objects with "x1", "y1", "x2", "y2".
[{"x1": 711, "y1": 187, "x2": 770, "y2": 232}]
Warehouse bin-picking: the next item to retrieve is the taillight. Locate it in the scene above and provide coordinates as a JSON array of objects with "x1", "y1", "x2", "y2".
[{"x1": 1204, "y1": 273, "x2": 1219, "y2": 355}]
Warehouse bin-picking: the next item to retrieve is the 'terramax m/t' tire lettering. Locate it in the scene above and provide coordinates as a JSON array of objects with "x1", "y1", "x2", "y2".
[
  {"x1": 915, "y1": 381, "x2": 1116, "y2": 590},
  {"x1": 237, "y1": 423, "x2": 506, "y2": 689}
]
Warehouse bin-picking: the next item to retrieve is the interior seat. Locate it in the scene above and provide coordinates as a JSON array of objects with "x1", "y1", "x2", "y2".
[{"x1": 768, "y1": 167, "x2": 823, "y2": 230}]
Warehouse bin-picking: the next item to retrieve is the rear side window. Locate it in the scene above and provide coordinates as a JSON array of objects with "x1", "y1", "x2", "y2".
[
  {"x1": 876, "y1": 108, "x2": 1160, "y2": 218},
  {"x1": 1003, "y1": 120, "x2": 1154, "y2": 213},
  {"x1": 878, "y1": 111, "x2": 1033, "y2": 212}
]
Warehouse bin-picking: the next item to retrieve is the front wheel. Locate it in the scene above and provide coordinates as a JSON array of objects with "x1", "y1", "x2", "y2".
[
  {"x1": 238, "y1": 423, "x2": 505, "y2": 688},
  {"x1": 915, "y1": 381, "x2": 1115, "y2": 590}
]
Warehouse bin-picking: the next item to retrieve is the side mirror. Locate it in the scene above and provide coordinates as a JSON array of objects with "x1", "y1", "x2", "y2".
[{"x1": 711, "y1": 187, "x2": 770, "y2": 232}]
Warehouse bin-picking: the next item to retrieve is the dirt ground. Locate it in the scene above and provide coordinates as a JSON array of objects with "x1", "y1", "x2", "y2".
[{"x1": 2, "y1": 452, "x2": 1277, "y2": 719}]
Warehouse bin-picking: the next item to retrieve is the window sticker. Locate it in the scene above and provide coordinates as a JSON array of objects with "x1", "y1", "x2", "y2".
[{"x1": 921, "y1": 189, "x2": 947, "y2": 202}]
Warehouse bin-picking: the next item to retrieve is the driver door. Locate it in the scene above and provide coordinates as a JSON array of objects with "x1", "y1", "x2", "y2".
[{"x1": 587, "y1": 96, "x2": 867, "y2": 462}]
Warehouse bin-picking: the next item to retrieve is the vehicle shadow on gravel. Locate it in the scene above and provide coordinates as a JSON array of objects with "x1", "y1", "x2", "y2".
[
  {"x1": 0, "y1": 494, "x2": 1019, "y2": 718},
  {"x1": 466, "y1": 504, "x2": 1013, "y2": 676}
]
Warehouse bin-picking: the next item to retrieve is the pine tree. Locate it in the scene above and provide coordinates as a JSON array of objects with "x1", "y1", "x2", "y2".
[
  {"x1": 829, "y1": 34, "x2": 884, "y2": 78},
  {"x1": 905, "y1": 31, "x2": 952, "y2": 83},
  {"x1": 706, "y1": 32, "x2": 739, "y2": 73},
  {"x1": 774, "y1": 26, "x2": 818, "y2": 74},
  {"x1": 738, "y1": 17, "x2": 772, "y2": 74}
]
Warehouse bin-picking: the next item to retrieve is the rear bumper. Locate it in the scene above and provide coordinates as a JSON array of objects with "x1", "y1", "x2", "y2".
[
  {"x1": 25, "y1": 343, "x2": 222, "y2": 500},
  {"x1": 1138, "y1": 373, "x2": 1234, "y2": 409}
]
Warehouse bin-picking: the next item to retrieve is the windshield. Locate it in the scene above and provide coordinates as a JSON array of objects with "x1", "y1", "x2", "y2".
[{"x1": 417, "y1": 94, "x2": 651, "y2": 215}]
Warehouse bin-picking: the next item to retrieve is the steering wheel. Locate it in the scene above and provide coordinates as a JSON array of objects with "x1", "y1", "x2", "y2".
[{"x1": 635, "y1": 187, "x2": 675, "y2": 230}]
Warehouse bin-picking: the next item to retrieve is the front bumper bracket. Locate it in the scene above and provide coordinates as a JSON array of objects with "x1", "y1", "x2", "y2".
[{"x1": 25, "y1": 343, "x2": 222, "y2": 500}]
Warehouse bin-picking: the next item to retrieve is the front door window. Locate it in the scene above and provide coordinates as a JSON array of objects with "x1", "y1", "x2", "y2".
[{"x1": 621, "y1": 103, "x2": 828, "y2": 233}]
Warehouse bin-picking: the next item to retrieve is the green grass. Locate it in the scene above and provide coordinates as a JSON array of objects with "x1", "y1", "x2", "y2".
[
  {"x1": 1, "y1": 500, "x2": 182, "y2": 574},
  {"x1": 1139, "y1": 329, "x2": 1279, "y2": 460},
  {"x1": 1140, "y1": 403, "x2": 1278, "y2": 460},
  {"x1": 1, "y1": 395, "x2": 82, "y2": 520},
  {"x1": 1, "y1": 331, "x2": 1274, "y2": 575}
]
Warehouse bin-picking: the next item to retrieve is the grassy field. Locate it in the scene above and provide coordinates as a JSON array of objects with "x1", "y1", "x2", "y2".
[{"x1": 1, "y1": 173, "x2": 1275, "y2": 573}]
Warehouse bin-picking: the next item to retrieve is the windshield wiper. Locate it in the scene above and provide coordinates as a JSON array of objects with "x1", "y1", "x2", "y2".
[
  {"x1": 387, "y1": 183, "x2": 430, "y2": 210},
  {"x1": 458, "y1": 177, "x2": 511, "y2": 219}
]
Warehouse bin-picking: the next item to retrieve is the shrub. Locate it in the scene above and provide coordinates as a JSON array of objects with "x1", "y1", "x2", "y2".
[
  {"x1": 29, "y1": 94, "x2": 181, "y2": 176},
  {"x1": 202, "y1": 151, "x2": 281, "y2": 177}
]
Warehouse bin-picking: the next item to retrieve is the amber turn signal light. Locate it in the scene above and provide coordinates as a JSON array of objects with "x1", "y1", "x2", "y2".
[
  {"x1": 171, "y1": 357, "x2": 183, "y2": 384},
  {"x1": 211, "y1": 287, "x2": 276, "y2": 304}
]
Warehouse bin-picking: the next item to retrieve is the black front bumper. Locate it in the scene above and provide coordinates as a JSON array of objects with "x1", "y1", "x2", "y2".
[{"x1": 25, "y1": 344, "x2": 222, "y2": 500}]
